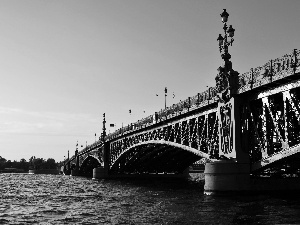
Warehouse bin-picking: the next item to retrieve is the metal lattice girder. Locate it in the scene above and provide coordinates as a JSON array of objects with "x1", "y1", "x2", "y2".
[
  {"x1": 109, "y1": 107, "x2": 218, "y2": 173},
  {"x1": 241, "y1": 78, "x2": 300, "y2": 172}
]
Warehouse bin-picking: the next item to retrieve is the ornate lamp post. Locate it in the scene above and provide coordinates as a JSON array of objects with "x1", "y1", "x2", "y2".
[
  {"x1": 215, "y1": 9, "x2": 237, "y2": 102},
  {"x1": 217, "y1": 9, "x2": 235, "y2": 65},
  {"x1": 205, "y1": 10, "x2": 251, "y2": 194},
  {"x1": 215, "y1": 9, "x2": 239, "y2": 157}
]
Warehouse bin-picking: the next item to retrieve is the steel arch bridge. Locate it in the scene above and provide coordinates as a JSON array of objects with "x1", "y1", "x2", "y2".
[{"x1": 64, "y1": 49, "x2": 300, "y2": 178}]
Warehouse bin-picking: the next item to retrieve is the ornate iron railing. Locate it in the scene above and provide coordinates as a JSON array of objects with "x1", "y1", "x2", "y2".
[
  {"x1": 105, "y1": 87, "x2": 219, "y2": 141},
  {"x1": 238, "y1": 49, "x2": 300, "y2": 93}
]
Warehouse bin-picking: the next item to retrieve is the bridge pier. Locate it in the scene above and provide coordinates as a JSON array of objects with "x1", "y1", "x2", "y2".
[
  {"x1": 203, "y1": 93, "x2": 251, "y2": 194},
  {"x1": 70, "y1": 169, "x2": 80, "y2": 176},
  {"x1": 93, "y1": 142, "x2": 110, "y2": 179},
  {"x1": 204, "y1": 160, "x2": 250, "y2": 194},
  {"x1": 93, "y1": 167, "x2": 108, "y2": 179}
]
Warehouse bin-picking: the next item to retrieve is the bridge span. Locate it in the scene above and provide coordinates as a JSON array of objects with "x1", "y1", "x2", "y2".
[{"x1": 63, "y1": 49, "x2": 300, "y2": 193}]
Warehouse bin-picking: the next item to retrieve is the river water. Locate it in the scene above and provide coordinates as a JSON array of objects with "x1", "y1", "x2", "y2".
[{"x1": 1, "y1": 173, "x2": 300, "y2": 224}]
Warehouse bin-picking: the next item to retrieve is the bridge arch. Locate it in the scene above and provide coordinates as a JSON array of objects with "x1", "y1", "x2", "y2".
[
  {"x1": 80, "y1": 155, "x2": 102, "y2": 176},
  {"x1": 110, "y1": 140, "x2": 211, "y2": 174}
]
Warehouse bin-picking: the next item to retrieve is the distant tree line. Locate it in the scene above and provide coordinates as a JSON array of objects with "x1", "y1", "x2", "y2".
[{"x1": 0, "y1": 156, "x2": 61, "y2": 171}]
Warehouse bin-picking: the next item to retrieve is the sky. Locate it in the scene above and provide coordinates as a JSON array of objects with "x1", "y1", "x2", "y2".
[{"x1": 0, "y1": 0, "x2": 299, "y2": 162}]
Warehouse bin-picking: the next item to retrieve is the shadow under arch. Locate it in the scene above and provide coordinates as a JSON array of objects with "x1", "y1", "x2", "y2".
[
  {"x1": 80, "y1": 155, "x2": 102, "y2": 177},
  {"x1": 110, "y1": 140, "x2": 211, "y2": 174}
]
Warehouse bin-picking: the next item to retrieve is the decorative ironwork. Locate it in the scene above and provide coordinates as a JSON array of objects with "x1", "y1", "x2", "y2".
[
  {"x1": 291, "y1": 49, "x2": 299, "y2": 74},
  {"x1": 238, "y1": 49, "x2": 300, "y2": 93},
  {"x1": 215, "y1": 66, "x2": 231, "y2": 103},
  {"x1": 109, "y1": 110, "x2": 219, "y2": 172},
  {"x1": 241, "y1": 82, "x2": 300, "y2": 172},
  {"x1": 219, "y1": 102, "x2": 233, "y2": 155}
]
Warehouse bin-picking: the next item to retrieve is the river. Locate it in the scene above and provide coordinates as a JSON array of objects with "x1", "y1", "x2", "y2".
[{"x1": 1, "y1": 173, "x2": 300, "y2": 224}]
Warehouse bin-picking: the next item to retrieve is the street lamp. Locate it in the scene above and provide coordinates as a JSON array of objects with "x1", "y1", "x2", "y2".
[
  {"x1": 217, "y1": 9, "x2": 235, "y2": 66},
  {"x1": 215, "y1": 9, "x2": 237, "y2": 102},
  {"x1": 220, "y1": 8, "x2": 229, "y2": 23}
]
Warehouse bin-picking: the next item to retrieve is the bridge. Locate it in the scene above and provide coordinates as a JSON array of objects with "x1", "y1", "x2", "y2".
[
  {"x1": 62, "y1": 9, "x2": 300, "y2": 194},
  {"x1": 63, "y1": 48, "x2": 300, "y2": 193}
]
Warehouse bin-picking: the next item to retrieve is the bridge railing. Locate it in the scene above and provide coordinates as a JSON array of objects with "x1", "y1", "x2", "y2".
[
  {"x1": 104, "y1": 86, "x2": 218, "y2": 141},
  {"x1": 65, "y1": 86, "x2": 218, "y2": 164},
  {"x1": 66, "y1": 139, "x2": 104, "y2": 164},
  {"x1": 237, "y1": 49, "x2": 300, "y2": 94}
]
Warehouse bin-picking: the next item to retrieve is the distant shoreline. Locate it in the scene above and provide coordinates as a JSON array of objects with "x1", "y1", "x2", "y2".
[{"x1": 0, "y1": 168, "x2": 26, "y2": 173}]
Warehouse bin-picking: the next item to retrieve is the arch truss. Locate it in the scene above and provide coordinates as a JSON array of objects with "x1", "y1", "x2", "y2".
[{"x1": 109, "y1": 108, "x2": 219, "y2": 173}]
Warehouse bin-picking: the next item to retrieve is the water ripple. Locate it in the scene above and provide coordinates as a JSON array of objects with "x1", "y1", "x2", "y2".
[{"x1": 0, "y1": 173, "x2": 300, "y2": 224}]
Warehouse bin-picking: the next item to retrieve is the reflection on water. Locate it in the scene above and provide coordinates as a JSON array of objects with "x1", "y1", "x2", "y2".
[{"x1": 0, "y1": 173, "x2": 300, "y2": 224}]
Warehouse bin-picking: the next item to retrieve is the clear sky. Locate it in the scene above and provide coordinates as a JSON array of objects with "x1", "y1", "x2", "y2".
[{"x1": 0, "y1": 0, "x2": 299, "y2": 162}]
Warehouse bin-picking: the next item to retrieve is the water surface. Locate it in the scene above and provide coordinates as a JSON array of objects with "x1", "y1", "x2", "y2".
[{"x1": 0, "y1": 173, "x2": 300, "y2": 224}]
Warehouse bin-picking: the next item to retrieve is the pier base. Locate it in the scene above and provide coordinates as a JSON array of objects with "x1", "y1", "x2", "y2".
[
  {"x1": 93, "y1": 167, "x2": 108, "y2": 179},
  {"x1": 63, "y1": 170, "x2": 71, "y2": 175},
  {"x1": 70, "y1": 169, "x2": 80, "y2": 176},
  {"x1": 204, "y1": 160, "x2": 250, "y2": 194}
]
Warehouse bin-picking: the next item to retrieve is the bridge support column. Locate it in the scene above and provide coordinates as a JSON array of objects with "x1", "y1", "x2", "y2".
[
  {"x1": 76, "y1": 155, "x2": 79, "y2": 170},
  {"x1": 204, "y1": 93, "x2": 251, "y2": 194},
  {"x1": 70, "y1": 155, "x2": 81, "y2": 176},
  {"x1": 63, "y1": 165, "x2": 71, "y2": 175},
  {"x1": 70, "y1": 169, "x2": 80, "y2": 176},
  {"x1": 93, "y1": 166, "x2": 108, "y2": 179},
  {"x1": 93, "y1": 142, "x2": 110, "y2": 179},
  {"x1": 204, "y1": 160, "x2": 250, "y2": 194}
]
